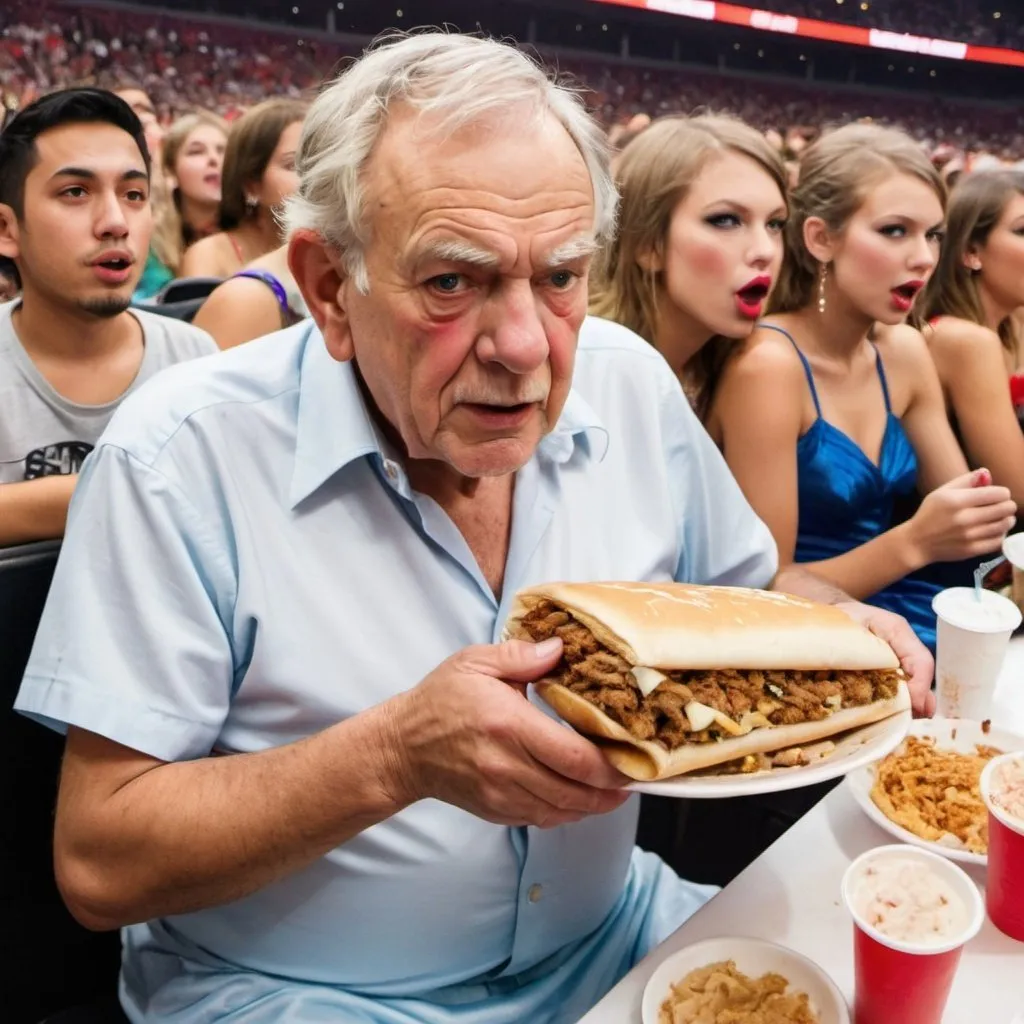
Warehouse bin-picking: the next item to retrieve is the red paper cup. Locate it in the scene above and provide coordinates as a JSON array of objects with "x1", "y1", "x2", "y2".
[
  {"x1": 841, "y1": 846, "x2": 985, "y2": 1024},
  {"x1": 981, "y1": 752, "x2": 1024, "y2": 942}
]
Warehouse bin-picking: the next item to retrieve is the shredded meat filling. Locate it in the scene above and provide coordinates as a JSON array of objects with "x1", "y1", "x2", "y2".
[{"x1": 519, "y1": 600, "x2": 901, "y2": 751}]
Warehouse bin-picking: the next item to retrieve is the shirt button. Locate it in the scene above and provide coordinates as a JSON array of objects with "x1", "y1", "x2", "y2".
[
  {"x1": 383, "y1": 460, "x2": 399, "y2": 481},
  {"x1": 527, "y1": 884, "x2": 543, "y2": 903}
]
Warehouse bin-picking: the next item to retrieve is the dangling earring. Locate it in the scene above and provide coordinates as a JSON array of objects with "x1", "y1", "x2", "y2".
[
  {"x1": 818, "y1": 262, "x2": 829, "y2": 315},
  {"x1": 245, "y1": 194, "x2": 259, "y2": 214}
]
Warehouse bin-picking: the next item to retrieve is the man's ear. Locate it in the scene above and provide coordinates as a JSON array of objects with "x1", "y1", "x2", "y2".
[
  {"x1": 288, "y1": 230, "x2": 354, "y2": 363},
  {"x1": 803, "y1": 216, "x2": 836, "y2": 265},
  {"x1": 0, "y1": 203, "x2": 21, "y2": 262}
]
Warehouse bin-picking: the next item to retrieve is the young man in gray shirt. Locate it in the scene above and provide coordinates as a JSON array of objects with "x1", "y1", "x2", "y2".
[{"x1": 0, "y1": 89, "x2": 216, "y2": 546}]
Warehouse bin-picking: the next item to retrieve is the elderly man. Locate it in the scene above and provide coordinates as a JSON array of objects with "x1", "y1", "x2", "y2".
[{"x1": 17, "y1": 33, "x2": 931, "y2": 1024}]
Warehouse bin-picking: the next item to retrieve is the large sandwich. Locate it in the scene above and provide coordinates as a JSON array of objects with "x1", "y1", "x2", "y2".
[{"x1": 504, "y1": 581, "x2": 911, "y2": 781}]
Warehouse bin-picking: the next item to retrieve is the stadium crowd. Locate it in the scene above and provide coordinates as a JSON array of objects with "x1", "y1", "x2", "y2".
[
  {"x1": 3, "y1": 1, "x2": 1024, "y2": 162},
  {"x1": 762, "y1": 0, "x2": 1022, "y2": 47}
]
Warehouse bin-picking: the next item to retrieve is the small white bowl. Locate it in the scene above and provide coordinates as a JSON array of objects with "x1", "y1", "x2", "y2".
[{"x1": 641, "y1": 936, "x2": 850, "y2": 1024}]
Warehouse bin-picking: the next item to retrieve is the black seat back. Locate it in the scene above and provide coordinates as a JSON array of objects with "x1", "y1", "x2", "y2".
[
  {"x1": 132, "y1": 297, "x2": 209, "y2": 323},
  {"x1": 0, "y1": 541, "x2": 122, "y2": 1021},
  {"x1": 155, "y1": 276, "x2": 223, "y2": 305}
]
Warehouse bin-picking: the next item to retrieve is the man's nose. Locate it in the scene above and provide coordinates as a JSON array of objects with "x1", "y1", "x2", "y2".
[
  {"x1": 95, "y1": 191, "x2": 129, "y2": 239},
  {"x1": 476, "y1": 280, "x2": 550, "y2": 374}
]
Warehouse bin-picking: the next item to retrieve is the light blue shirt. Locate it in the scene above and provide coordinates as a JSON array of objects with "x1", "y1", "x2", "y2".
[{"x1": 16, "y1": 315, "x2": 777, "y2": 1023}]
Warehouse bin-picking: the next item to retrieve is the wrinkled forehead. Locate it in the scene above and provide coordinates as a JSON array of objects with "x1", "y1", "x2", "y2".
[{"x1": 361, "y1": 105, "x2": 597, "y2": 270}]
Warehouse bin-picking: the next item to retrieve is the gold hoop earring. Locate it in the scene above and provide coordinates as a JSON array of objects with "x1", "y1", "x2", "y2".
[{"x1": 818, "y1": 263, "x2": 829, "y2": 315}]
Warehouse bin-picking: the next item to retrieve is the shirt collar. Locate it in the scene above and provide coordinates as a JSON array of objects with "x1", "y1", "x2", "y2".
[
  {"x1": 289, "y1": 327, "x2": 389, "y2": 508},
  {"x1": 289, "y1": 326, "x2": 609, "y2": 508},
  {"x1": 538, "y1": 387, "x2": 609, "y2": 465}
]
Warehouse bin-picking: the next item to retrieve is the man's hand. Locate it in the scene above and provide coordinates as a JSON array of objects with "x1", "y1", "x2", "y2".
[
  {"x1": 836, "y1": 601, "x2": 936, "y2": 717},
  {"x1": 382, "y1": 638, "x2": 631, "y2": 829}
]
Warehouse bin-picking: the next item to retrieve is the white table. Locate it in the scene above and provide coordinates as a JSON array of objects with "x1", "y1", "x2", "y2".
[{"x1": 578, "y1": 638, "x2": 1024, "y2": 1024}]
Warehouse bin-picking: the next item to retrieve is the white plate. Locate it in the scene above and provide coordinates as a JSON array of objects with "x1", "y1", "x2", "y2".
[
  {"x1": 628, "y1": 708, "x2": 911, "y2": 798},
  {"x1": 641, "y1": 936, "x2": 850, "y2": 1024},
  {"x1": 845, "y1": 717, "x2": 1024, "y2": 865}
]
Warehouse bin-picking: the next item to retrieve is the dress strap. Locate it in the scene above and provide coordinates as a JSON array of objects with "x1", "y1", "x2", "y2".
[
  {"x1": 233, "y1": 269, "x2": 290, "y2": 322},
  {"x1": 871, "y1": 343, "x2": 894, "y2": 415},
  {"x1": 227, "y1": 232, "x2": 246, "y2": 265},
  {"x1": 759, "y1": 323, "x2": 823, "y2": 419}
]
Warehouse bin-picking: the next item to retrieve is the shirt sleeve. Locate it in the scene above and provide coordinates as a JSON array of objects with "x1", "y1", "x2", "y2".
[
  {"x1": 14, "y1": 442, "x2": 237, "y2": 762},
  {"x1": 659, "y1": 372, "x2": 780, "y2": 588}
]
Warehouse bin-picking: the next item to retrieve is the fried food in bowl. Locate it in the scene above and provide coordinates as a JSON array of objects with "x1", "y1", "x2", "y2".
[
  {"x1": 642, "y1": 938, "x2": 849, "y2": 1024},
  {"x1": 658, "y1": 960, "x2": 819, "y2": 1023},
  {"x1": 870, "y1": 735, "x2": 1003, "y2": 854}
]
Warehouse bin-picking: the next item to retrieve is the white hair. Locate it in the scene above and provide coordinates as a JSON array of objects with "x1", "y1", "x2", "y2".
[{"x1": 282, "y1": 31, "x2": 618, "y2": 294}]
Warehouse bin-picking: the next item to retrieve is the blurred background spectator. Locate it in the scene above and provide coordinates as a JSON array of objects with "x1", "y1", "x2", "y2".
[{"x1": 2, "y1": 1, "x2": 1022, "y2": 164}]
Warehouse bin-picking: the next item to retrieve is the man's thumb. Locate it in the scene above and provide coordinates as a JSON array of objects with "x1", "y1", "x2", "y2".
[{"x1": 490, "y1": 637, "x2": 564, "y2": 683}]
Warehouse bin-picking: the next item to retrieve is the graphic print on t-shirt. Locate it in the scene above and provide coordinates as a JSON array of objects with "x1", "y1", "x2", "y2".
[{"x1": 24, "y1": 440, "x2": 94, "y2": 479}]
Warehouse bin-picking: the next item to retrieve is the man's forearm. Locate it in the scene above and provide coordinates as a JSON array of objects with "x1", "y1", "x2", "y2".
[
  {"x1": 772, "y1": 564, "x2": 852, "y2": 605},
  {"x1": 56, "y1": 699, "x2": 411, "y2": 930},
  {"x1": 0, "y1": 475, "x2": 76, "y2": 546}
]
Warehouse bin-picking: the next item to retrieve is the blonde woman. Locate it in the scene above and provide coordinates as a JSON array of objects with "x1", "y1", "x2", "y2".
[
  {"x1": 179, "y1": 100, "x2": 305, "y2": 279},
  {"x1": 921, "y1": 171, "x2": 1024, "y2": 505},
  {"x1": 148, "y1": 110, "x2": 229, "y2": 282},
  {"x1": 707, "y1": 125, "x2": 1016, "y2": 650},
  {"x1": 590, "y1": 114, "x2": 789, "y2": 420}
]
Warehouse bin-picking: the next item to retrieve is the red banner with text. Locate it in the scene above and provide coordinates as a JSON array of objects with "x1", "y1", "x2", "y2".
[{"x1": 587, "y1": 0, "x2": 1024, "y2": 68}]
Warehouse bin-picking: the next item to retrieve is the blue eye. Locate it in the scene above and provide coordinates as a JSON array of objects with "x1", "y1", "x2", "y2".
[
  {"x1": 767, "y1": 218, "x2": 788, "y2": 234},
  {"x1": 549, "y1": 270, "x2": 577, "y2": 289},
  {"x1": 428, "y1": 274, "x2": 463, "y2": 294},
  {"x1": 879, "y1": 224, "x2": 907, "y2": 238}
]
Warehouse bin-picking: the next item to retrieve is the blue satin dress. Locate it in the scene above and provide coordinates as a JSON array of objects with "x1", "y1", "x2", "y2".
[{"x1": 761, "y1": 325, "x2": 940, "y2": 650}]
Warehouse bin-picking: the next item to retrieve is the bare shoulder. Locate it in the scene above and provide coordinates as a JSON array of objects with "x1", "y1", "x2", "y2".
[
  {"x1": 720, "y1": 323, "x2": 808, "y2": 391},
  {"x1": 179, "y1": 233, "x2": 235, "y2": 277},
  {"x1": 925, "y1": 316, "x2": 1003, "y2": 359},
  {"x1": 182, "y1": 232, "x2": 228, "y2": 260},
  {"x1": 192, "y1": 275, "x2": 282, "y2": 339},
  {"x1": 873, "y1": 322, "x2": 934, "y2": 370}
]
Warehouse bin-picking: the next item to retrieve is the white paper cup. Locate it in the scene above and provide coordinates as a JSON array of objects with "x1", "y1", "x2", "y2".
[
  {"x1": 1003, "y1": 534, "x2": 1024, "y2": 619},
  {"x1": 931, "y1": 587, "x2": 1021, "y2": 721}
]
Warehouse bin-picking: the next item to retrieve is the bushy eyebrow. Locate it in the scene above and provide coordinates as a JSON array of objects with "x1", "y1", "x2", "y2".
[
  {"x1": 414, "y1": 238, "x2": 501, "y2": 270},
  {"x1": 411, "y1": 233, "x2": 599, "y2": 275},
  {"x1": 541, "y1": 235, "x2": 601, "y2": 268}
]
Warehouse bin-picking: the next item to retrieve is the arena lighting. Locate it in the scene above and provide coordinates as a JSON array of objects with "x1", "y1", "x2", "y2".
[{"x1": 587, "y1": 0, "x2": 1024, "y2": 68}]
